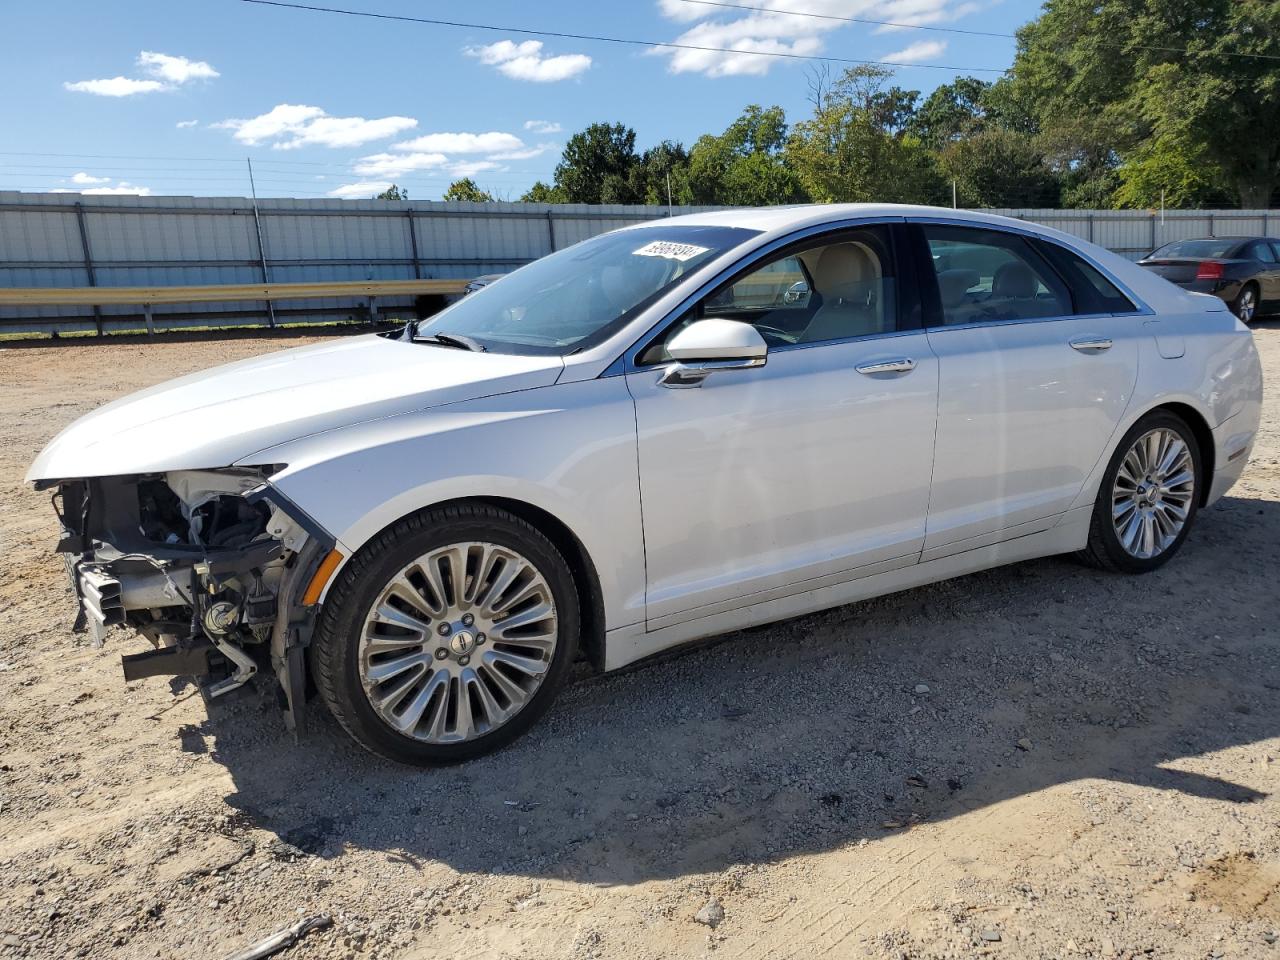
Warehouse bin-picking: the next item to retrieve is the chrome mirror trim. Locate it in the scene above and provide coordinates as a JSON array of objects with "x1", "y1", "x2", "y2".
[{"x1": 659, "y1": 356, "x2": 767, "y2": 388}]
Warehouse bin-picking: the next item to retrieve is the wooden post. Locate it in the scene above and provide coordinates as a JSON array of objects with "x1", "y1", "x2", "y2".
[
  {"x1": 143, "y1": 303, "x2": 155, "y2": 336},
  {"x1": 545, "y1": 210, "x2": 556, "y2": 253}
]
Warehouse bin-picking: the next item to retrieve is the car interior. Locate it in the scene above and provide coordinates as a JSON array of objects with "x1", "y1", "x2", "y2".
[{"x1": 928, "y1": 239, "x2": 1069, "y2": 325}]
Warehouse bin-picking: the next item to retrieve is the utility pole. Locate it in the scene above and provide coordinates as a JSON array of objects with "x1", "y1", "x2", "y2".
[
  {"x1": 247, "y1": 158, "x2": 277, "y2": 329},
  {"x1": 952, "y1": 180, "x2": 958, "y2": 209},
  {"x1": 666, "y1": 171, "x2": 673, "y2": 217}
]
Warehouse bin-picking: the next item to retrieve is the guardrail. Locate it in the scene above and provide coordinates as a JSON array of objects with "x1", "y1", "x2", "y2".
[{"x1": 0, "y1": 279, "x2": 469, "y2": 335}]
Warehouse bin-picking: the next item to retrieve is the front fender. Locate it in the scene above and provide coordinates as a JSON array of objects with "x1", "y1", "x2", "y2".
[{"x1": 242, "y1": 377, "x2": 646, "y2": 633}]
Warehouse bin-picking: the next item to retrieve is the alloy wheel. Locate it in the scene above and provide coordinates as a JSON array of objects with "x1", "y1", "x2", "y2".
[
  {"x1": 1111, "y1": 428, "x2": 1196, "y2": 560},
  {"x1": 358, "y1": 541, "x2": 559, "y2": 743},
  {"x1": 1237, "y1": 287, "x2": 1257, "y2": 323}
]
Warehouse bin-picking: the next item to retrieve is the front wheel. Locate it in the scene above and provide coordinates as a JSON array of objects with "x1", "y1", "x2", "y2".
[
  {"x1": 1078, "y1": 411, "x2": 1202, "y2": 573},
  {"x1": 312, "y1": 504, "x2": 580, "y2": 765}
]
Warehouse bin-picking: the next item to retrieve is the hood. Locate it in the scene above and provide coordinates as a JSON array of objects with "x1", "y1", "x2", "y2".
[{"x1": 27, "y1": 334, "x2": 564, "y2": 481}]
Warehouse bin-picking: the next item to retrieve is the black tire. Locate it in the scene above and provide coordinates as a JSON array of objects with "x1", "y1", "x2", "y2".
[
  {"x1": 311, "y1": 503, "x2": 580, "y2": 765},
  {"x1": 1077, "y1": 410, "x2": 1202, "y2": 574},
  {"x1": 1233, "y1": 282, "x2": 1260, "y2": 324}
]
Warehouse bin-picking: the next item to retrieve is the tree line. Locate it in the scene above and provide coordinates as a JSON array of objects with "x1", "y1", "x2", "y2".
[{"x1": 404, "y1": 1, "x2": 1280, "y2": 210}]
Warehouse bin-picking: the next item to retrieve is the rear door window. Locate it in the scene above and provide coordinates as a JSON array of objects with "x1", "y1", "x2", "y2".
[
  {"x1": 1247, "y1": 241, "x2": 1278, "y2": 264},
  {"x1": 919, "y1": 225, "x2": 1072, "y2": 326}
]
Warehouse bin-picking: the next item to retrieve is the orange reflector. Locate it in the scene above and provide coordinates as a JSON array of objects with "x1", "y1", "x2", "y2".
[{"x1": 302, "y1": 549, "x2": 344, "y2": 606}]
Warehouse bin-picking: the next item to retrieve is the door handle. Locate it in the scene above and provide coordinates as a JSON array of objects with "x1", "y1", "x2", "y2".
[
  {"x1": 855, "y1": 358, "x2": 916, "y2": 376},
  {"x1": 1070, "y1": 337, "x2": 1113, "y2": 353}
]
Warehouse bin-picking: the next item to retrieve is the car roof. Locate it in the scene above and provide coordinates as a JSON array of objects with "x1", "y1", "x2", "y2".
[{"x1": 634, "y1": 203, "x2": 1044, "y2": 236}]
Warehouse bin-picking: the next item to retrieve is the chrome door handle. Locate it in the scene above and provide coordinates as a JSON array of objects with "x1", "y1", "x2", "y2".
[
  {"x1": 1070, "y1": 337, "x2": 1113, "y2": 353},
  {"x1": 855, "y1": 358, "x2": 916, "y2": 376}
]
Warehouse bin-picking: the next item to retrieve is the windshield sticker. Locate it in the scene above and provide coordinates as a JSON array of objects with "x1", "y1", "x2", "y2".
[{"x1": 632, "y1": 240, "x2": 711, "y2": 262}]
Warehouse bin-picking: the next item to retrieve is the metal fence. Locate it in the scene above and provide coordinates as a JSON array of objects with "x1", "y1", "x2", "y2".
[{"x1": 2, "y1": 191, "x2": 1277, "y2": 335}]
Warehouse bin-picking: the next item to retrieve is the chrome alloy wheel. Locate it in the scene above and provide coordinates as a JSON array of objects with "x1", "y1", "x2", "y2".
[
  {"x1": 1236, "y1": 287, "x2": 1257, "y2": 323},
  {"x1": 1111, "y1": 428, "x2": 1196, "y2": 560},
  {"x1": 358, "y1": 541, "x2": 559, "y2": 743}
]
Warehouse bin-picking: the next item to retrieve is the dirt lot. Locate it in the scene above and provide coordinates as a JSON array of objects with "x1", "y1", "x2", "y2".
[{"x1": 1, "y1": 325, "x2": 1278, "y2": 960}]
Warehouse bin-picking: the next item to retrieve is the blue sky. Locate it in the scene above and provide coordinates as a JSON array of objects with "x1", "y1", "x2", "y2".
[{"x1": 2, "y1": 0, "x2": 1043, "y2": 201}]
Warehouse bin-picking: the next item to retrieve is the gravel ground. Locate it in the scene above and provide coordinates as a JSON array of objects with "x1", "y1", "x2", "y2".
[{"x1": 0, "y1": 325, "x2": 1277, "y2": 960}]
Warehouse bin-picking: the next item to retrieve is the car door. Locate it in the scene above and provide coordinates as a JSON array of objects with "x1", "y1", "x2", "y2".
[
  {"x1": 912, "y1": 221, "x2": 1141, "y2": 560},
  {"x1": 1245, "y1": 240, "x2": 1280, "y2": 307},
  {"x1": 624, "y1": 223, "x2": 940, "y2": 630}
]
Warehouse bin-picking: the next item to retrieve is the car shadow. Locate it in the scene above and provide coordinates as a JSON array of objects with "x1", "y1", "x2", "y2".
[{"x1": 197, "y1": 493, "x2": 1279, "y2": 886}]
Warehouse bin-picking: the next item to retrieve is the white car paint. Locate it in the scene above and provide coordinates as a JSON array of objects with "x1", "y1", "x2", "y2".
[{"x1": 28, "y1": 204, "x2": 1264, "y2": 676}]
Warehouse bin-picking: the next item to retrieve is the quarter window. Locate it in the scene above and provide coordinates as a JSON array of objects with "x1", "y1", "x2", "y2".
[
  {"x1": 1036, "y1": 241, "x2": 1140, "y2": 314},
  {"x1": 922, "y1": 226, "x2": 1071, "y2": 326}
]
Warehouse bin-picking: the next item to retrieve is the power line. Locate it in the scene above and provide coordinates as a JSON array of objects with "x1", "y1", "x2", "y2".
[
  {"x1": 674, "y1": 0, "x2": 1280, "y2": 64},
  {"x1": 234, "y1": 0, "x2": 1010, "y2": 74}
]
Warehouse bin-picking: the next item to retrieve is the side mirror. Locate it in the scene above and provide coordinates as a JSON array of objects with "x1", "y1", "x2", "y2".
[
  {"x1": 661, "y1": 318, "x2": 767, "y2": 388},
  {"x1": 782, "y1": 280, "x2": 810, "y2": 305}
]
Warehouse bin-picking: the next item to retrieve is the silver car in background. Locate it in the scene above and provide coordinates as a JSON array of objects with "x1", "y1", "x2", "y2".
[{"x1": 28, "y1": 204, "x2": 1263, "y2": 765}]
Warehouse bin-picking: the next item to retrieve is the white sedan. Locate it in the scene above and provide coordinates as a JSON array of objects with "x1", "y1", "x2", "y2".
[{"x1": 28, "y1": 205, "x2": 1263, "y2": 765}]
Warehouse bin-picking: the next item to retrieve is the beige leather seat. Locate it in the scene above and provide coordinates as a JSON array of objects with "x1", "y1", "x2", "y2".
[{"x1": 798, "y1": 243, "x2": 886, "y2": 343}]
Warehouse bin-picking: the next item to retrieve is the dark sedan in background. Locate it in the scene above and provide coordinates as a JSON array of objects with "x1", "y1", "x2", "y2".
[{"x1": 1139, "y1": 237, "x2": 1280, "y2": 323}]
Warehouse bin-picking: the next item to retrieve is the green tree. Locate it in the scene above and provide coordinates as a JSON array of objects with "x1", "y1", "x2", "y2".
[
  {"x1": 686, "y1": 105, "x2": 807, "y2": 205},
  {"x1": 519, "y1": 181, "x2": 566, "y2": 203},
  {"x1": 907, "y1": 76, "x2": 992, "y2": 149},
  {"x1": 1113, "y1": 135, "x2": 1234, "y2": 209},
  {"x1": 553, "y1": 122, "x2": 642, "y2": 203},
  {"x1": 630, "y1": 140, "x2": 692, "y2": 206},
  {"x1": 442, "y1": 178, "x2": 494, "y2": 202},
  {"x1": 1005, "y1": 0, "x2": 1280, "y2": 208},
  {"x1": 937, "y1": 128, "x2": 1060, "y2": 208},
  {"x1": 785, "y1": 66, "x2": 944, "y2": 205},
  {"x1": 375, "y1": 184, "x2": 407, "y2": 200}
]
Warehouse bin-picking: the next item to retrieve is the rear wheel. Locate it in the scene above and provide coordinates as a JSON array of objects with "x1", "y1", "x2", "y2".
[
  {"x1": 1233, "y1": 283, "x2": 1259, "y2": 324},
  {"x1": 1078, "y1": 411, "x2": 1201, "y2": 573},
  {"x1": 312, "y1": 503, "x2": 580, "y2": 765}
]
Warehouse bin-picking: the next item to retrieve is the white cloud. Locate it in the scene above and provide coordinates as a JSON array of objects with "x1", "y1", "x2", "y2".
[
  {"x1": 353, "y1": 151, "x2": 448, "y2": 177},
  {"x1": 176, "y1": 119, "x2": 199, "y2": 129},
  {"x1": 65, "y1": 50, "x2": 219, "y2": 96},
  {"x1": 467, "y1": 40, "x2": 591, "y2": 82},
  {"x1": 393, "y1": 131, "x2": 524, "y2": 154},
  {"x1": 524, "y1": 119, "x2": 562, "y2": 134},
  {"x1": 881, "y1": 40, "x2": 948, "y2": 63},
  {"x1": 653, "y1": 0, "x2": 975, "y2": 76},
  {"x1": 488, "y1": 143, "x2": 555, "y2": 161},
  {"x1": 71, "y1": 172, "x2": 111, "y2": 185},
  {"x1": 449, "y1": 160, "x2": 503, "y2": 177},
  {"x1": 53, "y1": 181, "x2": 152, "y2": 196},
  {"x1": 216, "y1": 104, "x2": 417, "y2": 149},
  {"x1": 328, "y1": 181, "x2": 393, "y2": 199},
  {"x1": 64, "y1": 77, "x2": 168, "y2": 97},
  {"x1": 138, "y1": 51, "x2": 219, "y2": 84}
]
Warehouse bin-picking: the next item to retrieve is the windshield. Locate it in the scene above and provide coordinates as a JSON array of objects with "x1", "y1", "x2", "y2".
[
  {"x1": 414, "y1": 225, "x2": 760, "y2": 355},
  {"x1": 1149, "y1": 239, "x2": 1242, "y2": 260}
]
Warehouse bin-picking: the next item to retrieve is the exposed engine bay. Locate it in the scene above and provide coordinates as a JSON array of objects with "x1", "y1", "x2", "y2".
[{"x1": 41, "y1": 468, "x2": 334, "y2": 729}]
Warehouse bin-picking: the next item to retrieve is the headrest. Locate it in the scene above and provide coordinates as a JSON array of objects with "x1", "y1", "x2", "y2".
[
  {"x1": 809, "y1": 243, "x2": 877, "y2": 297},
  {"x1": 992, "y1": 261, "x2": 1038, "y2": 299},
  {"x1": 937, "y1": 269, "x2": 979, "y2": 308}
]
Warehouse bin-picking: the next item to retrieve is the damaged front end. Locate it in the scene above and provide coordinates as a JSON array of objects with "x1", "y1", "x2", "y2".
[{"x1": 40, "y1": 468, "x2": 338, "y2": 731}]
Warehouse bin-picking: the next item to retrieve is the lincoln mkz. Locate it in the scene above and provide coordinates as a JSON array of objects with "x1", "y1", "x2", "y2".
[{"x1": 28, "y1": 206, "x2": 1263, "y2": 764}]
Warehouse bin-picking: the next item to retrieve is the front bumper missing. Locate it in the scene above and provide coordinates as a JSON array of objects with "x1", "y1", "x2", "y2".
[{"x1": 51, "y1": 476, "x2": 336, "y2": 734}]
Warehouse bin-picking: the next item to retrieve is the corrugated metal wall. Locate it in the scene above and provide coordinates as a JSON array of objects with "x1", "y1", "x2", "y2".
[{"x1": 2, "y1": 192, "x2": 1278, "y2": 334}]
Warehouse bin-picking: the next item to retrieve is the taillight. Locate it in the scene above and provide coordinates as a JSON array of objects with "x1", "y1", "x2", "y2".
[{"x1": 1196, "y1": 261, "x2": 1225, "y2": 280}]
